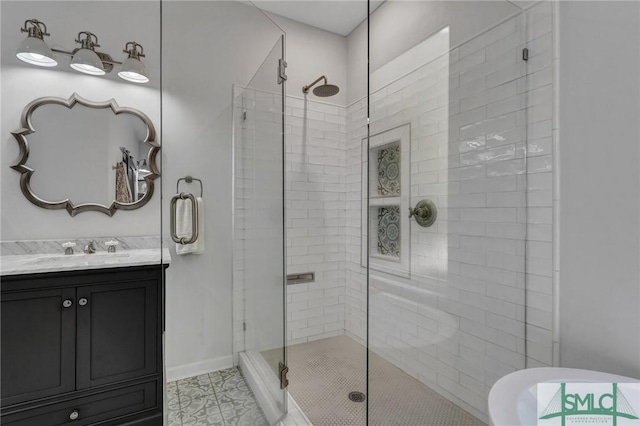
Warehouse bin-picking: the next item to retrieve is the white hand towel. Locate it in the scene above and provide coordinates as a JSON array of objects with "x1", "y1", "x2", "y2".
[{"x1": 176, "y1": 197, "x2": 205, "y2": 255}]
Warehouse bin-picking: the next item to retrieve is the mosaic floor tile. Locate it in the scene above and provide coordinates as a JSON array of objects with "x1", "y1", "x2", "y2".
[
  {"x1": 285, "y1": 335, "x2": 485, "y2": 426},
  {"x1": 211, "y1": 371, "x2": 246, "y2": 393},
  {"x1": 180, "y1": 399, "x2": 225, "y2": 426},
  {"x1": 222, "y1": 405, "x2": 270, "y2": 426},
  {"x1": 167, "y1": 384, "x2": 181, "y2": 411},
  {"x1": 180, "y1": 395, "x2": 219, "y2": 418},
  {"x1": 210, "y1": 367, "x2": 240, "y2": 384},
  {"x1": 216, "y1": 388, "x2": 260, "y2": 413},
  {"x1": 167, "y1": 367, "x2": 269, "y2": 426},
  {"x1": 168, "y1": 409, "x2": 183, "y2": 426},
  {"x1": 178, "y1": 374, "x2": 215, "y2": 393}
]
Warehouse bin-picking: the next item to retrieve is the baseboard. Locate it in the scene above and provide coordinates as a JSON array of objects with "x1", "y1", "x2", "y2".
[{"x1": 166, "y1": 355, "x2": 233, "y2": 382}]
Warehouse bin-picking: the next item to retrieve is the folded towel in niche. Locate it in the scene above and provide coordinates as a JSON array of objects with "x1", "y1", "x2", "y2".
[{"x1": 175, "y1": 197, "x2": 205, "y2": 255}]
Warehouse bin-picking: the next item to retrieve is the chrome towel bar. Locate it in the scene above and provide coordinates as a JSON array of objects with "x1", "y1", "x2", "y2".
[{"x1": 177, "y1": 176, "x2": 203, "y2": 197}]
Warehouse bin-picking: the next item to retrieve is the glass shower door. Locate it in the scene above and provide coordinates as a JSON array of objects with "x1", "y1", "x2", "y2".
[
  {"x1": 367, "y1": 10, "x2": 530, "y2": 424},
  {"x1": 233, "y1": 35, "x2": 287, "y2": 423}
]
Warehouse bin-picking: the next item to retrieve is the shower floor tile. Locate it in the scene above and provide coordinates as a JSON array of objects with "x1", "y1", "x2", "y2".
[
  {"x1": 281, "y1": 335, "x2": 486, "y2": 426},
  {"x1": 168, "y1": 367, "x2": 269, "y2": 426}
]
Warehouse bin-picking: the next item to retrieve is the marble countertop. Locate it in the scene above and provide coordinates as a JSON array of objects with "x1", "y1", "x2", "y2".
[{"x1": 1, "y1": 247, "x2": 171, "y2": 276}]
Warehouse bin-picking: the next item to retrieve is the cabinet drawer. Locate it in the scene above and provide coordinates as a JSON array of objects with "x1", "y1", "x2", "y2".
[{"x1": 1, "y1": 380, "x2": 160, "y2": 426}]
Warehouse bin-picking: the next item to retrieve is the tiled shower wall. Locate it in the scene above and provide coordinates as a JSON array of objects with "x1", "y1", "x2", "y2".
[
  {"x1": 235, "y1": 2, "x2": 554, "y2": 420},
  {"x1": 345, "y1": 2, "x2": 554, "y2": 420},
  {"x1": 285, "y1": 97, "x2": 348, "y2": 344},
  {"x1": 234, "y1": 90, "x2": 348, "y2": 352}
]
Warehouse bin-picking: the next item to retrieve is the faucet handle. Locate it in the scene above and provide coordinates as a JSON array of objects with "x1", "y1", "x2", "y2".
[
  {"x1": 83, "y1": 241, "x2": 96, "y2": 254},
  {"x1": 105, "y1": 240, "x2": 119, "y2": 253},
  {"x1": 62, "y1": 241, "x2": 76, "y2": 255}
]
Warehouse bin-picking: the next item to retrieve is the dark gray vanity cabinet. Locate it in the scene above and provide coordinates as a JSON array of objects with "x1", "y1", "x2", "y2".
[
  {"x1": 1, "y1": 287, "x2": 77, "y2": 405},
  {"x1": 1, "y1": 265, "x2": 166, "y2": 425}
]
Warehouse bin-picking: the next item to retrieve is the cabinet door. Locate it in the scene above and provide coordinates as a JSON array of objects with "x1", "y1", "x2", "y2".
[
  {"x1": 76, "y1": 278, "x2": 158, "y2": 389},
  {"x1": 1, "y1": 287, "x2": 76, "y2": 405}
]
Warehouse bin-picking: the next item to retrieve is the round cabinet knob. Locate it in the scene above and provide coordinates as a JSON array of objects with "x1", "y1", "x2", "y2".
[
  {"x1": 78, "y1": 298, "x2": 88, "y2": 306},
  {"x1": 62, "y1": 299, "x2": 73, "y2": 308},
  {"x1": 69, "y1": 409, "x2": 79, "y2": 420}
]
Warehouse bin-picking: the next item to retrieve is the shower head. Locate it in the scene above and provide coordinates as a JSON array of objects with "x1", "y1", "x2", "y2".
[
  {"x1": 312, "y1": 83, "x2": 339, "y2": 97},
  {"x1": 302, "y1": 75, "x2": 340, "y2": 97}
]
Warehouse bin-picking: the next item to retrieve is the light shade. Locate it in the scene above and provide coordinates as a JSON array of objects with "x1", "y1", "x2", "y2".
[
  {"x1": 16, "y1": 36, "x2": 57, "y2": 67},
  {"x1": 70, "y1": 48, "x2": 105, "y2": 75},
  {"x1": 118, "y1": 56, "x2": 148, "y2": 83}
]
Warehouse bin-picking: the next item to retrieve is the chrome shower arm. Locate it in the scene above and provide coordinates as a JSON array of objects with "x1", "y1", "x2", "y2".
[{"x1": 302, "y1": 75, "x2": 327, "y2": 93}]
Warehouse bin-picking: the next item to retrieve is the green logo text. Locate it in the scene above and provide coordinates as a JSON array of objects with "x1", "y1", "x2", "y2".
[{"x1": 539, "y1": 383, "x2": 639, "y2": 426}]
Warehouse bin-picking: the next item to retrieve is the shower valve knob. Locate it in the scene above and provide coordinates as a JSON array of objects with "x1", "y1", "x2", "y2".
[
  {"x1": 408, "y1": 199, "x2": 437, "y2": 228},
  {"x1": 408, "y1": 207, "x2": 426, "y2": 219}
]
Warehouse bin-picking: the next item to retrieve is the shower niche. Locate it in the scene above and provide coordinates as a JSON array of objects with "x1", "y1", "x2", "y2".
[{"x1": 363, "y1": 124, "x2": 411, "y2": 277}]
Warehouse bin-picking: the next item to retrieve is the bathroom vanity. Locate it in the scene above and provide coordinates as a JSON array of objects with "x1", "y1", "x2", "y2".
[
  {"x1": 0, "y1": 251, "x2": 168, "y2": 425},
  {"x1": 2, "y1": 86, "x2": 167, "y2": 424}
]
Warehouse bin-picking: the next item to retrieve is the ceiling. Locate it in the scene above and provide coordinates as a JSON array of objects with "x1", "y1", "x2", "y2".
[{"x1": 253, "y1": 0, "x2": 385, "y2": 36}]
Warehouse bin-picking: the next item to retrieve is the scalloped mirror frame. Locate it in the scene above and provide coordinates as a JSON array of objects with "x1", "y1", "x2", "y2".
[{"x1": 10, "y1": 93, "x2": 160, "y2": 217}]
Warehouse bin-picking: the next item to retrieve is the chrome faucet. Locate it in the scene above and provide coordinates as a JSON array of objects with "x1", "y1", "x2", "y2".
[{"x1": 83, "y1": 241, "x2": 96, "y2": 254}]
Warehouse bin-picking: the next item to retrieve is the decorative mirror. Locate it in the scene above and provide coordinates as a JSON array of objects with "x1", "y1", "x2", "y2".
[{"x1": 10, "y1": 93, "x2": 160, "y2": 216}]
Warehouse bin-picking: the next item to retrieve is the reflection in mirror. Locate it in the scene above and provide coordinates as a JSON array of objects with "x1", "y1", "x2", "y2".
[{"x1": 10, "y1": 93, "x2": 159, "y2": 216}]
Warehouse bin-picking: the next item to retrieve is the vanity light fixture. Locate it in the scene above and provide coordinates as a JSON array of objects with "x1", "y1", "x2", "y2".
[
  {"x1": 118, "y1": 42, "x2": 148, "y2": 84},
  {"x1": 15, "y1": 19, "x2": 58, "y2": 67},
  {"x1": 69, "y1": 31, "x2": 105, "y2": 75},
  {"x1": 16, "y1": 19, "x2": 150, "y2": 84}
]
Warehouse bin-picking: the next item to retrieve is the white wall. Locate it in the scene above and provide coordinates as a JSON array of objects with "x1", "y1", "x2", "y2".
[
  {"x1": 0, "y1": 0, "x2": 352, "y2": 380},
  {"x1": 161, "y1": 1, "x2": 284, "y2": 378},
  {"x1": 163, "y1": 1, "x2": 349, "y2": 378},
  {"x1": 267, "y1": 13, "x2": 348, "y2": 106},
  {"x1": 1, "y1": 1, "x2": 161, "y2": 240},
  {"x1": 347, "y1": 0, "x2": 521, "y2": 104},
  {"x1": 558, "y1": 1, "x2": 640, "y2": 378}
]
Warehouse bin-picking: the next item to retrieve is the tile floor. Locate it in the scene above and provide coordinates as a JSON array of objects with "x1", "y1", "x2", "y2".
[
  {"x1": 281, "y1": 335, "x2": 486, "y2": 426},
  {"x1": 167, "y1": 367, "x2": 269, "y2": 426}
]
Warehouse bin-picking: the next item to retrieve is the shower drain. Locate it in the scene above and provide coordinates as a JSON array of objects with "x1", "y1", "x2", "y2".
[{"x1": 348, "y1": 391, "x2": 366, "y2": 403}]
